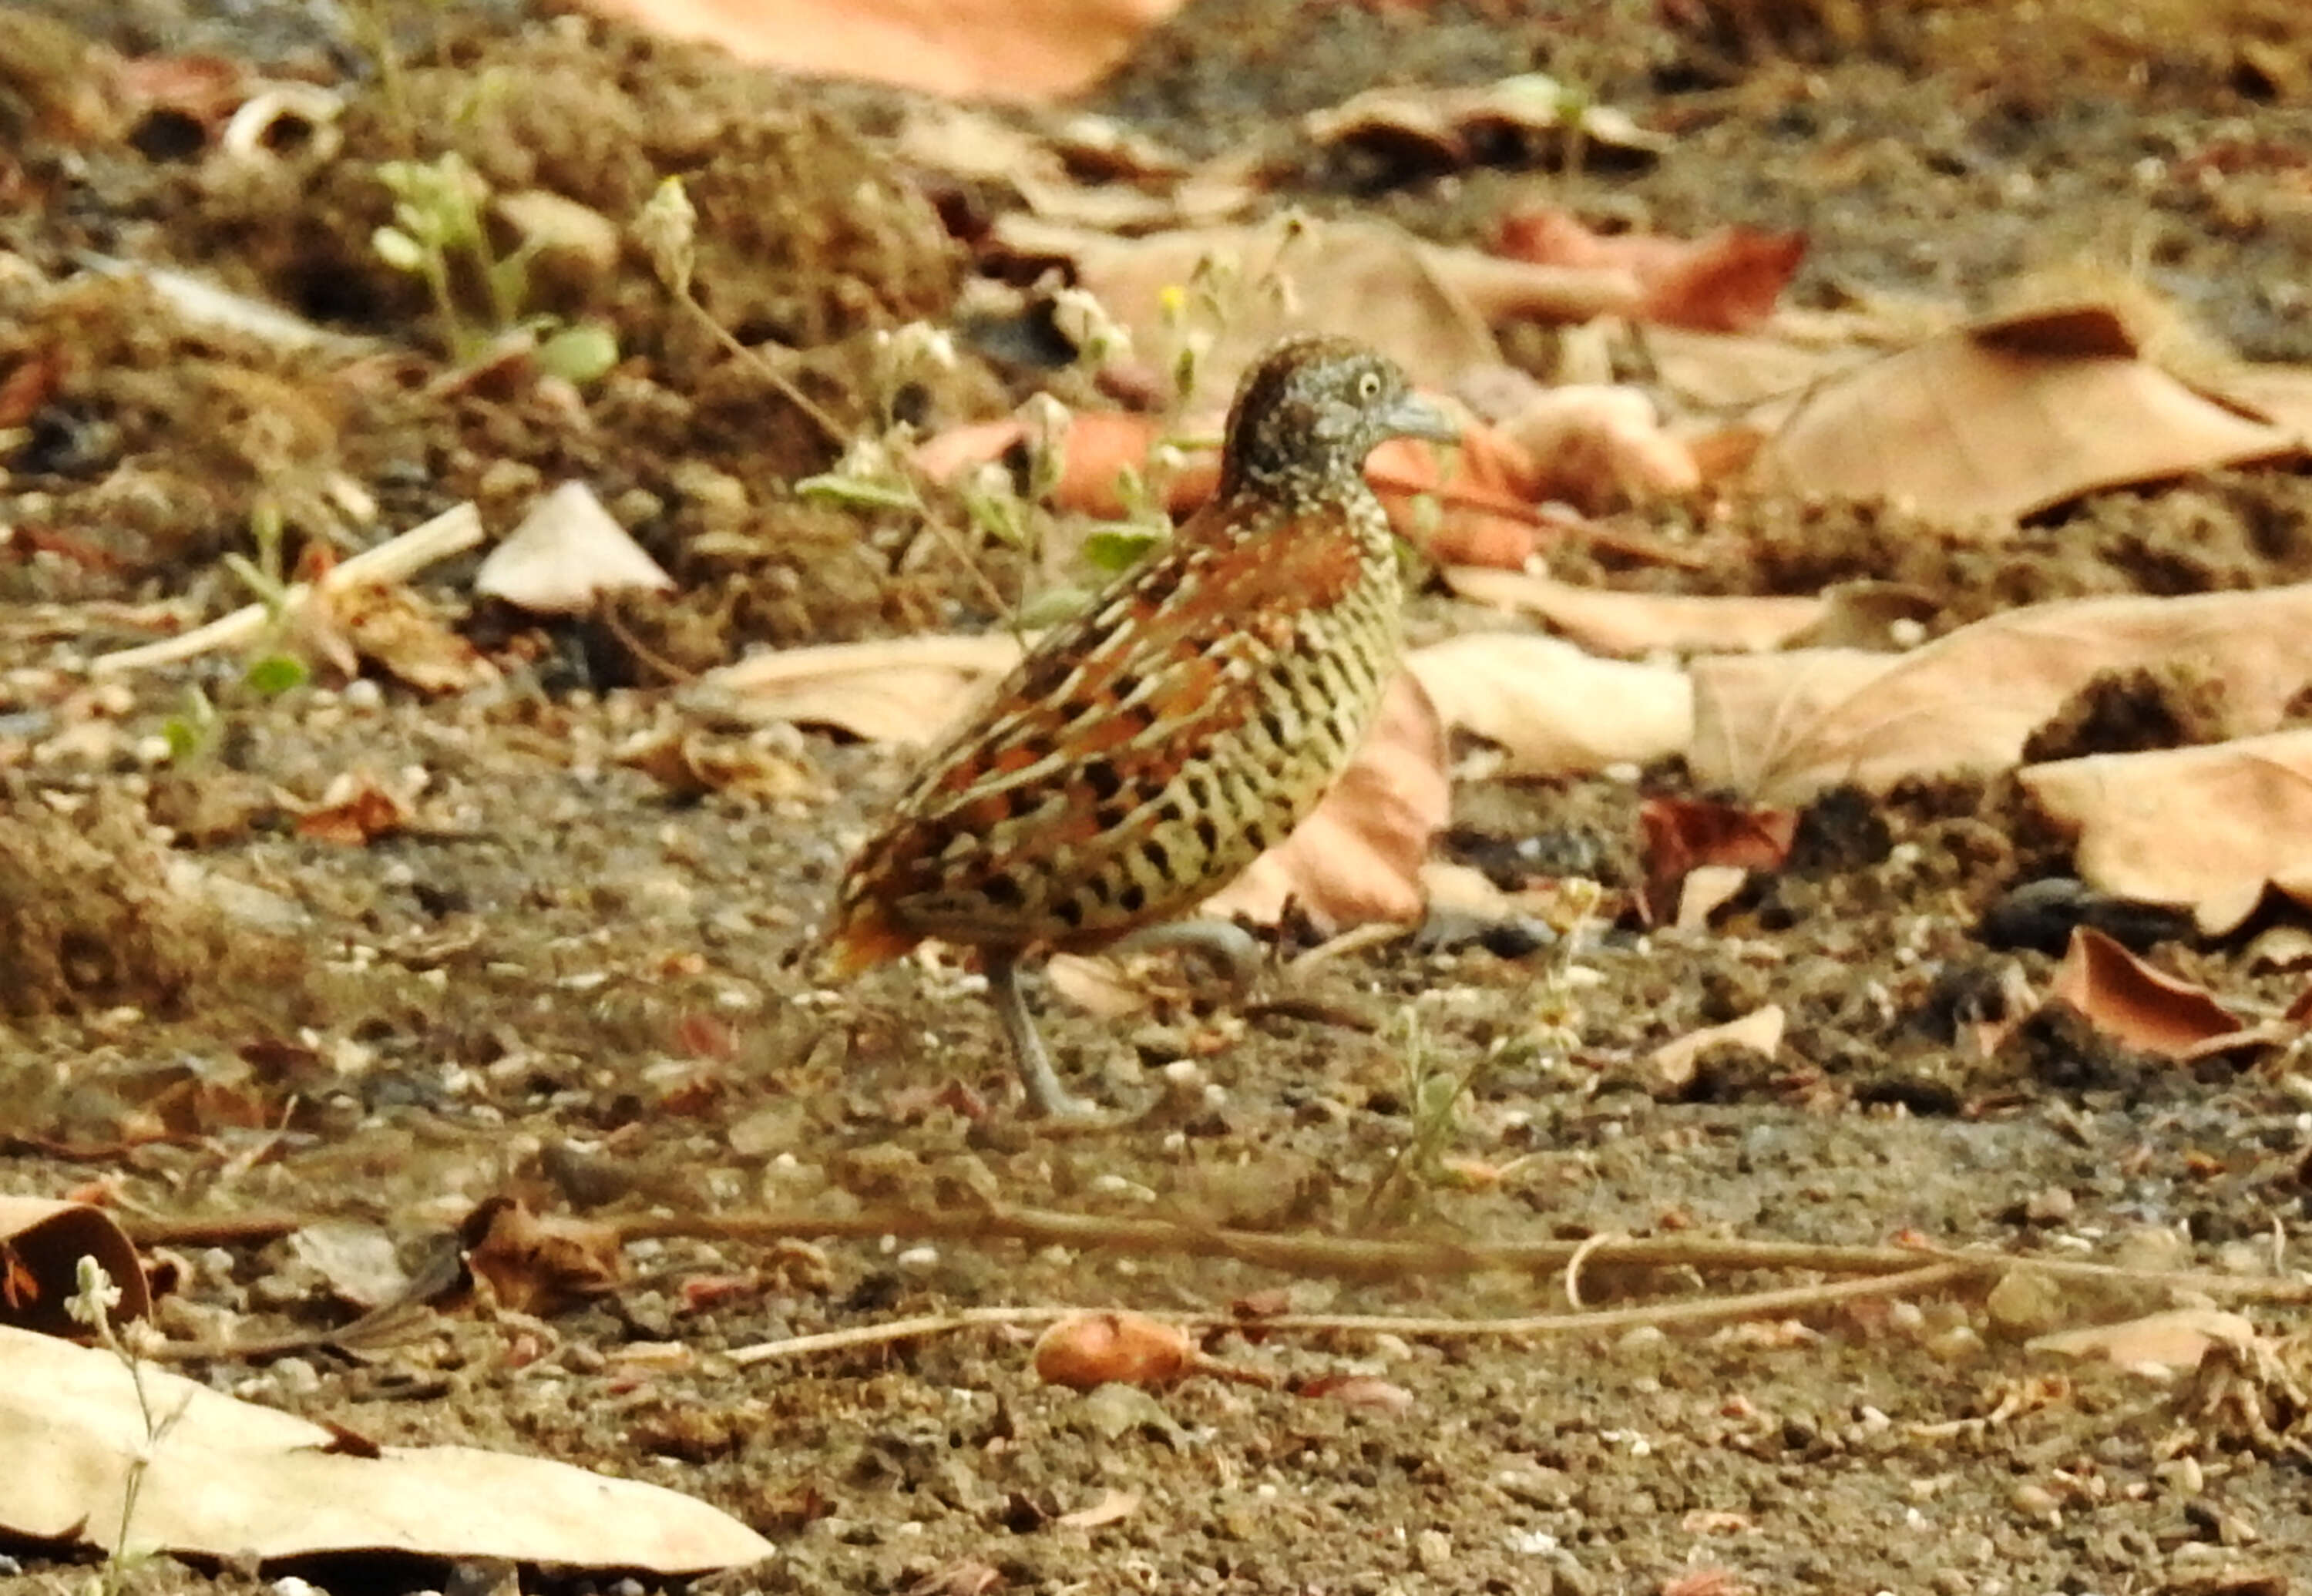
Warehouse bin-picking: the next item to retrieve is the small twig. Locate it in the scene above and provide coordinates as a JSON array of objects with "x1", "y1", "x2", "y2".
[
  {"x1": 671, "y1": 290, "x2": 848, "y2": 450},
  {"x1": 617, "y1": 1200, "x2": 2312, "y2": 1304},
  {"x1": 1563, "y1": 1229, "x2": 1621, "y2": 1312},
  {"x1": 90, "y1": 502, "x2": 484, "y2": 675},
  {"x1": 724, "y1": 1263, "x2": 1971, "y2": 1366}
]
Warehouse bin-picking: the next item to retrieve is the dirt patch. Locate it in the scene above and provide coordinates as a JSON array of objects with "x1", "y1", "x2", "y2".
[{"x1": 7, "y1": 2, "x2": 2312, "y2": 1594}]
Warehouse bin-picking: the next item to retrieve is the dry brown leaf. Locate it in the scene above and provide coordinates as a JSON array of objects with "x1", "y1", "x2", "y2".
[
  {"x1": 1042, "y1": 952, "x2": 1159, "y2": 1021},
  {"x1": 294, "y1": 773, "x2": 412, "y2": 845},
  {"x1": 1649, "y1": 1004, "x2": 1786, "y2": 1094},
  {"x1": 461, "y1": 1197, "x2": 623, "y2": 1318},
  {"x1": 2021, "y1": 730, "x2": 2312, "y2": 936},
  {"x1": 1487, "y1": 383, "x2": 1701, "y2": 509},
  {"x1": 2044, "y1": 926, "x2": 2243, "y2": 1059},
  {"x1": 1638, "y1": 796, "x2": 1796, "y2": 928},
  {"x1": 580, "y1": 0, "x2": 1181, "y2": 101},
  {"x1": 331, "y1": 582, "x2": 499, "y2": 694},
  {"x1": 0, "y1": 1325, "x2": 771, "y2": 1568},
  {"x1": 680, "y1": 634, "x2": 1024, "y2": 744},
  {"x1": 1756, "y1": 304, "x2": 2303, "y2": 525},
  {"x1": 1492, "y1": 208, "x2": 1807, "y2": 333},
  {"x1": 1443, "y1": 567, "x2": 1822, "y2": 655},
  {"x1": 1202, "y1": 673, "x2": 1447, "y2": 931},
  {"x1": 991, "y1": 216, "x2": 1639, "y2": 409},
  {"x1": 615, "y1": 727, "x2": 820, "y2": 801},
  {"x1": 1692, "y1": 586, "x2": 2312, "y2": 805},
  {"x1": 475, "y1": 482, "x2": 674, "y2": 615},
  {"x1": 2030, "y1": 1308, "x2": 2259, "y2": 1373},
  {"x1": 1675, "y1": 864, "x2": 1752, "y2": 932},
  {"x1": 1406, "y1": 633, "x2": 1692, "y2": 776},
  {"x1": 1303, "y1": 76, "x2": 1667, "y2": 170},
  {"x1": 0, "y1": 1198, "x2": 150, "y2": 1335}
]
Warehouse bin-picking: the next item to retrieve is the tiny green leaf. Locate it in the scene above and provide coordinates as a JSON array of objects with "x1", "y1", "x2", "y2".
[
  {"x1": 1081, "y1": 526, "x2": 1163, "y2": 574},
  {"x1": 534, "y1": 321, "x2": 619, "y2": 386},
  {"x1": 244, "y1": 654, "x2": 310, "y2": 697}
]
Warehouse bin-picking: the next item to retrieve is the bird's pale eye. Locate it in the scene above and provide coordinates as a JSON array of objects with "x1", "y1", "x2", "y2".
[{"x1": 1356, "y1": 371, "x2": 1383, "y2": 402}]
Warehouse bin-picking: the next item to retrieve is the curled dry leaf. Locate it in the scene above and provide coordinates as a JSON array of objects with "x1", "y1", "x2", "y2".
[
  {"x1": 1487, "y1": 383, "x2": 1700, "y2": 510},
  {"x1": 993, "y1": 215, "x2": 1645, "y2": 411},
  {"x1": 1406, "y1": 633, "x2": 1692, "y2": 777},
  {"x1": 1202, "y1": 672, "x2": 1448, "y2": 931},
  {"x1": 680, "y1": 634, "x2": 1024, "y2": 744},
  {"x1": 1444, "y1": 566, "x2": 1822, "y2": 656},
  {"x1": 2043, "y1": 926, "x2": 2246, "y2": 1059},
  {"x1": 0, "y1": 1197, "x2": 150, "y2": 1335},
  {"x1": 1648, "y1": 1004, "x2": 1785, "y2": 1096},
  {"x1": 1638, "y1": 796, "x2": 1797, "y2": 928},
  {"x1": 1756, "y1": 304, "x2": 2303, "y2": 525},
  {"x1": 1492, "y1": 207, "x2": 1807, "y2": 333},
  {"x1": 461, "y1": 1196, "x2": 623, "y2": 1317},
  {"x1": 2020, "y1": 730, "x2": 2312, "y2": 936},
  {"x1": 329, "y1": 580, "x2": 499, "y2": 694},
  {"x1": 581, "y1": 0, "x2": 1184, "y2": 102},
  {"x1": 1033, "y1": 1310, "x2": 1200, "y2": 1389},
  {"x1": 1303, "y1": 76, "x2": 1666, "y2": 171},
  {"x1": 615, "y1": 727, "x2": 821, "y2": 801},
  {"x1": 1692, "y1": 586, "x2": 2312, "y2": 805},
  {"x1": 474, "y1": 482, "x2": 674, "y2": 615}
]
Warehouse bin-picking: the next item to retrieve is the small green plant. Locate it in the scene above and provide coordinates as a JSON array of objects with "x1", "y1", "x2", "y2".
[
  {"x1": 68, "y1": 1257, "x2": 190, "y2": 1596},
  {"x1": 371, "y1": 151, "x2": 617, "y2": 379}
]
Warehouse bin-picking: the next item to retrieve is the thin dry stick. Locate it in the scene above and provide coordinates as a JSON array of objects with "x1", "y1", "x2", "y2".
[
  {"x1": 615, "y1": 1201, "x2": 2312, "y2": 1305},
  {"x1": 724, "y1": 1262, "x2": 1971, "y2": 1366},
  {"x1": 91, "y1": 502, "x2": 484, "y2": 674}
]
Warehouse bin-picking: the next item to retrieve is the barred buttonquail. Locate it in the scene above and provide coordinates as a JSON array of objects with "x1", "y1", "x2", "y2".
[{"x1": 826, "y1": 333, "x2": 1457, "y2": 1117}]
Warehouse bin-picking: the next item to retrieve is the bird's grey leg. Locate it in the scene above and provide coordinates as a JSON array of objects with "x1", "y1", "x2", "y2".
[
  {"x1": 1114, "y1": 917, "x2": 1266, "y2": 995},
  {"x1": 985, "y1": 952, "x2": 1101, "y2": 1119}
]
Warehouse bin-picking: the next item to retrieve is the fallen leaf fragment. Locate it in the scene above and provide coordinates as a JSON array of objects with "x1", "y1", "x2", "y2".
[
  {"x1": 1486, "y1": 383, "x2": 1701, "y2": 509},
  {"x1": 1444, "y1": 567, "x2": 1821, "y2": 656},
  {"x1": 2043, "y1": 926, "x2": 2244, "y2": 1060},
  {"x1": 294, "y1": 772, "x2": 412, "y2": 845},
  {"x1": 1305, "y1": 75, "x2": 1667, "y2": 170},
  {"x1": 0, "y1": 1198, "x2": 150, "y2": 1335},
  {"x1": 1638, "y1": 796, "x2": 1797, "y2": 928},
  {"x1": 0, "y1": 1324, "x2": 770, "y2": 1568},
  {"x1": 2031, "y1": 1308, "x2": 2260, "y2": 1374},
  {"x1": 616, "y1": 726, "x2": 820, "y2": 801},
  {"x1": 1407, "y1": 632, "x2": 1693, "y2": 775},
  {"x1": 1201, "y1": 673, "x2": 1447, "y2": 930},
  {"x1": 1492, "y1": 207, "x2": 1806, "y2": 333},
  {"x1": 460, "y1": 1197, "x2": 623, "y2": 1317},
  {"x1": 581, "y1": 0, "x2": 1183, "y2": 102},
  {"x1": 2021, "y1": 731, "x2": 2312, "y2": 936},
  {"x1": 1055, "y1": 1488, "x2": 1143, "y2": 1529},
  {"x1": 1648, "y1": 1005, "x2": 1785, "y2": 1095},
  {"x1": 1692, "y1": 586, "x2": 2312, "y2": 804},
  {"x1": 680, "y1": 633, "x2": 1024, "y2": 743},
  {"x1": 329, "y1": 580, "x2": 499, "y2": 694},
  {"x1": 475, "y1": 482, "x2": 674, "y2": 614},
  {"x1": 1756, "y1": 303, "x2": 2303, "y2": 524}
]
